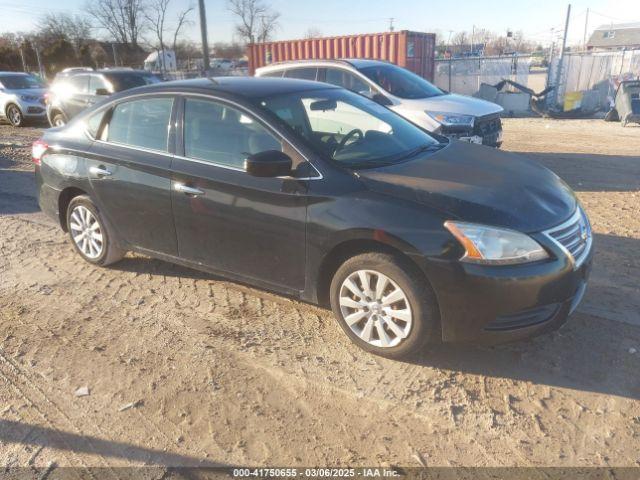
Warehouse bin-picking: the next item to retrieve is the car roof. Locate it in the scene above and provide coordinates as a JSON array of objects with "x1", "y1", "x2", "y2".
[
  {"x1": 0, "y1": 72, "x2": 31, "y2": 76},
  {"x1": 256, "y1": 58, "x2": 391, "y2": 71},
  {"x1": 134, "y1": 76, "x2": 338, "y2": 99},
  {"x1": 97, "y1": 69, "x2": 153, "y2": 75}
]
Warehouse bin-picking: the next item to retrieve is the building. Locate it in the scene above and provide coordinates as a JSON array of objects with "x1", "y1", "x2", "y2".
[{"x1": 587, "y1": 22, "x2": 640, "y2": 51}]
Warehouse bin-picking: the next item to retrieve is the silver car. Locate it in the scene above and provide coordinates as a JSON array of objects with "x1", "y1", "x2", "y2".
[
  {"x1": 0, "y1": 72, "x2": 48, "y2": 127},
  {"x1": 256, "y1": 59, "x2": 504, "y2": 147}
]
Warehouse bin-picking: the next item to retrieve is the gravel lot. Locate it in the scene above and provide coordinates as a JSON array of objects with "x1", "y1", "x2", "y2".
[{"x1": 0, "y1": 119, "x2": 639, "y2": 470}]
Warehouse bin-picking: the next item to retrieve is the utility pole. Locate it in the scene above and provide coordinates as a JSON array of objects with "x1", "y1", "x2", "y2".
[
  {"x1": 388, "y1": 18, "x2": 395, "y2": 32},
  {"x1": 19, "y1": 47, "x2": 27, "y2": 72},
  {"x1": 550, "y1": 3, "x2": 571, "y2": 108},
  {"x1": 583, "y1": 8, "x2": 589, "y2": 49},
  {"x1": 111, "y1": 43, "x2": 118, "y2": 67},
  {"x1": 198, "y1": 0, "x2": 210, "y2": 73},
  {"x1": 470, "y1": 25, "x2": 475, "y2": 56},
  {"x1": 34, "y1": 46, "x2": 44, "y2": 79}
]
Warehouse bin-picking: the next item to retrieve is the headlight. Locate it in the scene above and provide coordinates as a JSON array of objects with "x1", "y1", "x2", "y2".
[
  {"x1": 427, "y1": 112, "x2": 475, "y2": 127},
  {"x1": 20, "y1": 95, "x2": 40, "y2": 102},
  {"x1": 444, "y1": 221, "x2": 549, "y2": 265}
]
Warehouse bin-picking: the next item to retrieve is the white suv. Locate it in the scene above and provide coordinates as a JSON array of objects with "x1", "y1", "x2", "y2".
[
  {"x1": 256, "y1": 59, "x2": 504, "y2": 147},
  {"x1": 0, "y1": 72, "x2": 48, "y2": 127}
]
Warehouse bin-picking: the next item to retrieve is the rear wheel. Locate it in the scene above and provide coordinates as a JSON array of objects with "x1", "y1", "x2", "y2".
[
  {"x1": 329, "y1": 252, "x2": 438, "y2": 359},
  {"x1": 66, "y1": 195, "x2": 124, "y2": 266},
  {"x1": 6, "y1": 104, "x2": 24, "y2": 127}
]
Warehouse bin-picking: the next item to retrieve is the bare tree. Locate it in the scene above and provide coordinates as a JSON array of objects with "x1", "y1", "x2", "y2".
[
  {"x1": 212, "y1": 41, "x2": 244, "y2": 59},
  {"x1": 84, "y1": 0, "x2": 146, "y2": 47},
  {"x1": 144, "y1": 0, "x2": 193, "y2": 70},
  {"x1": 228, "y1": 0, "x2": 280, "y2": 44},
  {"x1": 38, "y1": 12, "x2": 92, "y2": 63},
  {"x1": 145, "y1": 0, "x2": 193, "y2": 51},
  {"x1": 145, "y1": 0, "x2": 170, "y2": 53},
  {"x1": 38, "y1": 13, "x2": 92, "y2": 46},
  {"x1": 171, "y1": 6, "x2": 194, "y2": 51}
]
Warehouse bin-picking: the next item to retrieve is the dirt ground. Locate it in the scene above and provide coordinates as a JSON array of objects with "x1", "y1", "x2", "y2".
[{"x1": 0, "y1": 118, "x2": 639, "y2": 471}]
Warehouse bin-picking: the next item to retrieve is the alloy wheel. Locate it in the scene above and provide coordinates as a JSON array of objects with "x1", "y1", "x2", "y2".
[
  {"x1": 69, "y1": 205, "x2": 104, "y2": 259},
  {"x1": 7, "y1": 106, "x2": 22, "y2": 126},
  {"x1": 338, "y1": 269, "x2": 412, "y2": 348}
]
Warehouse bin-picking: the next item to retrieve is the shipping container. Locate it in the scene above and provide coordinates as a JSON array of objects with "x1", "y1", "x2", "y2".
[{"x1": 247, "y1": 30, "x2": 436, "y2": 81}]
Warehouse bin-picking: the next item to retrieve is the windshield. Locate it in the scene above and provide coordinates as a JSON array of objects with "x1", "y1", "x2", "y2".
[
  {"x1": 0, "y1": 75, "x2": 45, "y2": 90},
  {"x1": 360, "y1": 64, "x2": 444, "y2": 100},
  {"x1": 257, "y1": 88, "x2": 442, "y2": 168},
  {"x1": 105, "y1": 73, "x2": 161, "y2": 92}
]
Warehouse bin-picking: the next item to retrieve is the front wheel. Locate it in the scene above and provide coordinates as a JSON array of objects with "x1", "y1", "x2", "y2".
[
  {"x1": 6, "y1": 104, "x2": 24, "y2": 127},
  {"x1": 329, "y1": 252, "x2": 439, "y2": 359},
  {"x1": 51, "y1": 112, "x2": 67, "y2": 127},
  {"x1": 66, "y1": 195, "x2": 125, "y2": 266}
]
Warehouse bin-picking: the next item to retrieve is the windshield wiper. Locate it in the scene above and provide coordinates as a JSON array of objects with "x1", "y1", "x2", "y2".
[{"x1": 400, "y1": 143, "x2": 444, "y2": 160}]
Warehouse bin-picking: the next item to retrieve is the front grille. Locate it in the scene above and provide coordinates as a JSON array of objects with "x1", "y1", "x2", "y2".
[
  {"x1": 473, "y1": 114, "x2": 502, "y2": 137},
  {"x1": 545, "y1": 207, "x2": 592, "y2": 268}
]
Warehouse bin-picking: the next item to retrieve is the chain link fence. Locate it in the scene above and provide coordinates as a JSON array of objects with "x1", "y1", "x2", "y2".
[
  {"x1": 549, "y1": 49, "x2": 640, "y2": 110},
  {"x1": 433, "y1": 56, "x2": 534, "y2": 96}
]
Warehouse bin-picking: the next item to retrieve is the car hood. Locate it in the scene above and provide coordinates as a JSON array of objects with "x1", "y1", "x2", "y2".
[
  {"x1": 396, "y1": 93, "x2": 503, "y2": 117},
  {"x1": 356, "y1": 141, "x2": 576, "y2": 233},
  {"x1": 7, "y1": 88, "x2": 47, "y2": 97}
]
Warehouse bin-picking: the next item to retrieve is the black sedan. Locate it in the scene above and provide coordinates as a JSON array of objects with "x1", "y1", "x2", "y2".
[{"x1": 33, "y1": 77, "x2": 593, "y2": 358}]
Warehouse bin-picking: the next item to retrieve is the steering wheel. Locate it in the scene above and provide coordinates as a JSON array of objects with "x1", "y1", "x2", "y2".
[{"x1": 336, "y1": 129, "x2": 364, "y2": 152}]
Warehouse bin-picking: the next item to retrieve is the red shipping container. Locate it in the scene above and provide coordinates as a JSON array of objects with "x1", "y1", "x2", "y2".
[{"x1": 247, "y1": 30, "x2": 436, "y2": 81}]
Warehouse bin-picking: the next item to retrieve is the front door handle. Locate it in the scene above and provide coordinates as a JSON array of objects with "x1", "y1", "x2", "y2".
[
  {"x1": 89, "y1": 166, "x2": 112, "y2": 177},
  {"x1": 175, "y1": 183, "x2": 205, "y2": 196}
]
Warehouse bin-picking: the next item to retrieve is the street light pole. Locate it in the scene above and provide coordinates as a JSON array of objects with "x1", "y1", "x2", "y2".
[{"x1": 198, "y1": 0, "x2": 210, "y2": 73}]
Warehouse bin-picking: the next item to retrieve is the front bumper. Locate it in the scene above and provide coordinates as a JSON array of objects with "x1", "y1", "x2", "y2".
[
  {"x1": 20, "y1": 100, "x2": 47, "y2": 118},
  {"x1": 439, "y1": 113, "x2": 503, "y2": 147},
  {"x1": 424, "y1": 232, "x2": 593, "y2": 344}
]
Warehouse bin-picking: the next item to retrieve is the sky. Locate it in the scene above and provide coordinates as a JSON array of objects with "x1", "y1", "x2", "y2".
[{"x1": 1, "y1": 0, "x2": 640, "y2": 47}]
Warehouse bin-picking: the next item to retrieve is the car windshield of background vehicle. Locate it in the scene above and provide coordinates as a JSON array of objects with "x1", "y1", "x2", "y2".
[
  {"x1": 0, "y1": 75, "x2": 44, "y2": 89},
  {"x1": 359, "y1": 64, "x2": 445, "y2": 99},
  {"x1": 258, "y1": 88, "x2": 442, "y2": 168},
  {"x1": 105, "y1": 74, "x2": 161, "y2": 92}
]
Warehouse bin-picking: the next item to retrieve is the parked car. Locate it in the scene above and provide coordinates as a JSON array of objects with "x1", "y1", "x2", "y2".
[
  {"x1": 46, "y1": 69, "x2": 161, "y2": 127},
  {"x1": 256, "y1": 59, "x2": 504, "y2": 147},
  {"x1": 56, "y1": 67, "x2": 94, "y2": 79},
  {"x1": 34, "y1": 77, "x2": 592, "y2": 358},
  {"x1": 0, "y1": 72, "x2": 48, "y2": 127},
  {"x1": 211, "y1": 58, "x2": 233, "y2": 70}
]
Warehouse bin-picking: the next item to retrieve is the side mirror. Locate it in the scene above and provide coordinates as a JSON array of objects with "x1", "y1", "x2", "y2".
[
  {"x1": 245, "y1": 150, "x2": 292, "y2": 177},
  {"x1": 95, "y1": 88, "x2": 110, "y2": 96},
  {"x1": 372, "y1": 93, "x2": 393, "y2": 106}
]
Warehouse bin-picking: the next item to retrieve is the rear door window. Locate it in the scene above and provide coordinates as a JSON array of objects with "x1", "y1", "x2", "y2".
[
  {"x1": 183, "y1": 98, "x2": 282, "y2": 169},
  {"x1": 325, "y1": 68, "x2": 372, "y2": 95},
  {"x1": 284, "y1": 68, "x2": 318, "y2": 80},
  {"x1": 105, "y1": 97, "x2": 173, "y2": 151},
  {"x1": 68, "y1": 75, "x2": 89, "y2": 94},
  {"x1": 89, "y1": 75, "x2": 109, "y2": 95},
  {"x1": 260, "y1": 70, "x2": 284, "y2": 78}
]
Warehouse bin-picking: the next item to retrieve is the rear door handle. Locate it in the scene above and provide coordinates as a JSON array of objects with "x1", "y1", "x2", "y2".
[
  {"x1": 175, "y1": 183, "x2": 204, "y2": 196},
  {"x1": 89, "y1": 166, "x2": 112, "y2": 177}
]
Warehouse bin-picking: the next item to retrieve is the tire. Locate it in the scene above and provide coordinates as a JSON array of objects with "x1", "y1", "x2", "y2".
[
  {"x1": 66, "y1": 195, "x2": 125, "y2": 266},
  {"x1": 6, "y1": 104, "x2": 24, "y2": 127},
  {"x1": 329, "y1": 252, "x2": 439, "y2": 359},
  {"x1": 51, "y1": 112, "x2": 67, "y2": 127},
  {"x1": 604, "y1": 108, "x2": 619, "y2": 122}
]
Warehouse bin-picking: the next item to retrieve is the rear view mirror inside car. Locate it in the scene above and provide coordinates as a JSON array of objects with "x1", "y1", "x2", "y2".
[{"x1": 310, "y1": 99, "x2": 337, "y2": 111}]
